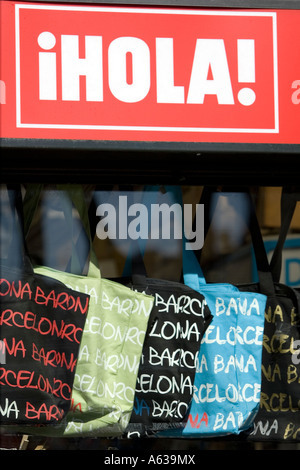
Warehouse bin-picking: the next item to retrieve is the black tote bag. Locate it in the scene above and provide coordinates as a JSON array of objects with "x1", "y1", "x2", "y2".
[
  {"x1": 111, "y1": 187, "x2": 213, "y2": 438},
  {"x1": 0, "y1": 186, "x2": 90, "y2": 426},
  {"x1": 199, "y1": 186, "x2": 300, "y2": 442},
  {"x1": 118, "y1": 272, "x2": 213, "y2": 438}
]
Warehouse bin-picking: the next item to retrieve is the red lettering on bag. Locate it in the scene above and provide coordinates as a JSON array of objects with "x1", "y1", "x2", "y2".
[
  {"x1": 70, "y1": 398, "x2": 82, "y2": 413},
  {"x1": 25, "y1": 401, "x2": 65, "y2": 421},
  {"x1": 0, "y1": 279, "x2": 32, "y2": 300},
  {"x1": 1, "y1": 337, "x2": 26, "y2": 358},
  {"x1": 34, "y1": 285, "x2": 89, "y2": 314},
  {"x1": 32, "y1": 343, "x2": 77, "y2": 372},
  {"x1": 0, "y1": 368, "x2": 72, "y2": 401},
  {"x1": 0, "y1": 309, "x2": 83, "y2": 343},
  {"x1": 188, "y1": 412, "x2": 208, "y2": 428}
]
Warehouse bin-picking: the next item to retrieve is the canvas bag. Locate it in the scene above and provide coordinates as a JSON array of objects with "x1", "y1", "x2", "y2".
[
  {"x1": 0, "y1": 186, "x2": 89, "y2": 426},
  {"x1": 236, "y1": 186, "x2": 300, "y2": 442},
  {"x1": 109, "y1": 187, "x2": 213, "y2": 438},
  {"x1": 188, "y1": 186, "x2": 300, "y2": 442},
  {"x1": 173, "y1": 187, "x2": 267, "y2": 437},
  {"x1": 19, "y1": 184, "x2": 154, "y2": 437}
]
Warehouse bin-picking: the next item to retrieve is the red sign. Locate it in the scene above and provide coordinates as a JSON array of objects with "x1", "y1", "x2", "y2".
[{"x1": 1, "y1": 1, "x2": 300, "y2": 144}]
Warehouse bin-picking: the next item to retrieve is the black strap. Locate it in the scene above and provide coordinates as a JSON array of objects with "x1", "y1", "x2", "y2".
[
  {"x1": 4, "y1": 185, "x2": 34, "y2": 274},
  {"x1": 196, "y1": 186, "x2": 276, "y2": 296},
  {"x1": 269, "y1": 186, "x2": 300, "y2": 283}
]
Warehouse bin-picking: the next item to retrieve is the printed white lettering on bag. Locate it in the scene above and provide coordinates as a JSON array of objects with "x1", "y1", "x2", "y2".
[
  {"x1": 136, "y1": 373, "x2": 194, "y2": 395},
  {"x1": 148, "y1": 346, "x2": 197, "y2": 368},
  {"x1": 213, "y1": 354, "x2": 258, "y2": 374},
  {"x1": 213, "y1": 411, "x2": 244, "y2": 431},
  {"x1": 155, "y1": 293, "x2": 205, "y2": 316},
  {"x1": 149, "y1": 318, "x2": 202, "y2": 342},
  {"x1": 152, "y1": 399, "x2": 188, "y2": 419},
  {"x1": 65, "y1": 283, "x2": 99, "y2": 304},
  {"x1": 195, "y1": 382, "x2": 261, "y2": 404},
  {"x1": 0, "y1": 398, "x2": 20, "y2": 419},
  {"x1": 251, "y1": 419, "x2": 279, "y2": 437},
  {"x1": 82, "y1": 315, "x2": 146, "y2": 346},
  {"x1": 101, "y1": 290, "x2": 152, "y2": 317},
  {"x1": 215, "y1": 296, "x2": 261, "y2": 316},
  {"x1": 95, "y1": 349, "x2": 140, "y2": 374},
  {"x1": 201, "y1": 325, "x2": 263, "y2": 346},
  {"x1": 101, "y1": 293, "x2": 132, "y2": 317},
  {"x1": 74, "y1": 373, "x2": 134, "y2": 403},
  {"x1": 186, "y1": 293, "x2": 266, "y2": 434}
]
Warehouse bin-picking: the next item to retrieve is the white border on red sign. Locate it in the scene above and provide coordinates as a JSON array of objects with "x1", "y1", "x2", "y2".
[{"x1": 15, "y1": 4, "x2": 279, "y2": 134}]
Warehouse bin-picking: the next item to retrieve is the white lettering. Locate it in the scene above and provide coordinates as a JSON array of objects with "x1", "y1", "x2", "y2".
[
  {"x1": 194, "y1": 382, "x2": 261, "y2": 404},
  {"x1": 136, "y1": 373, "x2": 194, "y2": 396},
  {"x1": 152, "y1": 399, "x2": 188, "y2": 419},
  {"x1": 156, "y1": 38, "x2": 184, "y2": 103},
  {"x1": 187, "y1": 39, "x2": 234, "y2": 104},
  {"x1": 38, "y1": 32, "x2": 57, "y2": 100},
  {"x1": 61, "y1": 35, "x2": 103, "y2": 101},
  {"x1": 74, "y1": 374, "x2": 134, "y2": 403},
  {"x1": 38, "y1": 32, "x2": 252, "y2": 108},
  {"x1": 201, "y1": 325, "x2": 264, "y2": 346},
  {"x1": 0, "y1": 399, "x2": 19, "y2": 419},
  {"x1": 108, "y1": 37, "x2": 150, "y2": 102}
]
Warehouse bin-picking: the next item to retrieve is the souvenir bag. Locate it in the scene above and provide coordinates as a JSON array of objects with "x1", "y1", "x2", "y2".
[
  {"x1": 171, "y1": 187, "x2": 268, "y2": 437},
  {"x1": 237, "y1": 186, "x2": 300, "y2": 442},
  {"x1": 0, "y1": 186, "x2": 89, "y2": 426},
  {"x1": 189, "y1": 186, "x2": 300, "y2": 442},
  {"x1": 111, "y1": 186, "x2": 213, "y2": 438},
  {"x1": 19, "y1": 184, "x2": 154, "y2": 437}
]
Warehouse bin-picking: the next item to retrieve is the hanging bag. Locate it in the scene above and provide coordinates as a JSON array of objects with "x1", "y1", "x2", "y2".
[
  {"x1": 237, "y1": 186, "x2": 300, "y2": 442},
  {"x1": 178, "y1": 187, "x2": 268, "y2": 437},
  {"x1": 112, "y1": 186, "x2": 213, "y2": 437},
  {"x1": 189, "y1": 186, "x2": 300, "y2": 442},
  {"x1": 18, "y1": 184, "x2": 154, "y2": 437},
  {"x1": 0, "y1": 186, "x2": 89, "y2": 426}
]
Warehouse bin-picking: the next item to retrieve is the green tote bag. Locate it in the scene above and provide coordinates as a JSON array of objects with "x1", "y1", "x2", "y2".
[{"x1": 18, "y1": 185, "x2": 154, "y2": 437}]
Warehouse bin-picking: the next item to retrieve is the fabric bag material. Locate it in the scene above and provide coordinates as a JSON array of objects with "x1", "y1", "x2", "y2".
[
  {"x1": 167, "y1": 187, "x2": 267, "y2": 437},
  {"x1": 117, "y1": 273, "x2": 213, "y2": 438},
  {"x1": 0, "y1": 187, "x2": 90, "y2": 426},
  {"x1": 114, "y1": 187, "x2": 213, "y2": 437},
  {"x1": 15, "y1": 185, "x2": 154, "y2": 437},
  {"x1": 181, "y1": 278, "x2": 267, "y2": 437},
  {"x1": 237, "y1": 187, "x2": 300, "y2": 442},
  {"x1": 189, "y1": 186, "x2": 300, "y2": 442}
]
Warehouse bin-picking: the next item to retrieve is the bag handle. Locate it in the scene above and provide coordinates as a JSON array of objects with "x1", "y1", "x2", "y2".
[
  {"x1": 194, "y1": 186, "x2": 276, "y2": 296},
  {"x1": 3, "y1": 185, "x2": 35, "y2": 274},
  {"x1": 61, "y1": 184, "x2": 100, "y2": 279},
  {"x1": 23, "y1": 184, "x2": 100, "y2": 279},
  {"x1": 269, "y1": 186, "x2": 300, "y2": 283},
  {"x1": 173, "y1": 185, "x2": 276, "y2": 295},
  {"x1": 121, "y1": 185, "x2": 206, "y2": 292}
]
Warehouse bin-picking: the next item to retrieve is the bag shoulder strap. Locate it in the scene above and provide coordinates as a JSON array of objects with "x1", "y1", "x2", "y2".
[
  {"x1": 198, "y1": 186, "x2": 276, "y2": 296},
  {"x1": 23, "y1": 184, "x2": 100, "y2": 279},
  {"x1": 269, "y1": 186, "x2": 300, "y2": 283},
  {"x1": 5, "y1": 184, "x2": 34, "y2": 274}
]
